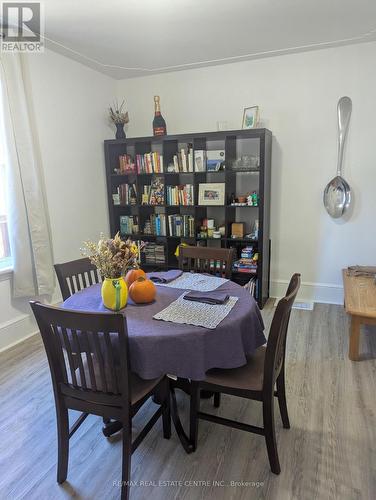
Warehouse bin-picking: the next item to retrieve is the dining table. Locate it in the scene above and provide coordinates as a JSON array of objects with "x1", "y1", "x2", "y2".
[{"x1": 62, "y1": 272, "x2": 266, "y2": 452}]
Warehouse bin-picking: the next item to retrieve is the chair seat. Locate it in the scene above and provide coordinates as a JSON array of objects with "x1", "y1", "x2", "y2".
[
  {"x1": 204, "y1": 345, "x2": 266, "y2": 392},
  {"x1": 130, "y1": 372, "x2": 164, "y2": 405},
  {"x1": 76, "y1": 359, "x2": 163, "y2": 405}
]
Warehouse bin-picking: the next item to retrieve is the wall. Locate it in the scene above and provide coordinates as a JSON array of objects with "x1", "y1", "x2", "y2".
[
  {"x1": 116, "y1": 41, "x2": 376, "y2": 304},
  {"x1": 0, "y1": 49, "x2": 114, "y2": 351},
  {"x1": 1, "y1": 41, "x2": 375, "y2": 351}
]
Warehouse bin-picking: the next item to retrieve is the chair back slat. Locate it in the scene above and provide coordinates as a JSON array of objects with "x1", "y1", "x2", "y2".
[
  {"x1": 60, "y1": 326, "x2": 78, "y2": 386},
  {"x1": 54, "y1": 258, "x2": 102, "y2": 301},
  {"x1": 179, "y1": 246, "x2": 234, "y2": 279},
  {"x1": 51, "y1": 325, "x2": 69, "y2": 384},
  {"x1": 263, "y1": 274, "x2": 301, "y2": 392},
  {"x1": 92, "y1": 331, "x2": 108, "y2": 393},
  {"x1": 104, "y1": 332, "x2": 119, "y2": 394},
  {"x1": 72, "y1": 329, "x2": 87, "y2": 389},
  {"x1": 30, "y1": 302, "x2": 130, "y2": 405},
  {"x1": 82, "y1": 330, "x2": 97, "y2": 391}
]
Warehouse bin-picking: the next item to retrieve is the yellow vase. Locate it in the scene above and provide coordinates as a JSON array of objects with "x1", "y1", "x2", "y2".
[{"x1": 101, "y1": 277, "x2": 128, "y2": 311}]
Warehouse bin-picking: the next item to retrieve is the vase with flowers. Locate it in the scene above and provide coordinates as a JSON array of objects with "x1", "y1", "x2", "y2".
[
  {"x1": 109, "y1": 99, "x2": 129, "y2": 139},
  {"x1": 81, "y1": 232, "x2": 142, "y2": 311}
]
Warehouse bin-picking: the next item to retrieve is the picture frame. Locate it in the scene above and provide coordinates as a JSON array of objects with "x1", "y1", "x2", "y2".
[
  {"x1": 198, "y1": 183, "x2": 225, "y2": 206},
  {"x1": 242, "y1": 106, "x2": 259, "y2": 129}
]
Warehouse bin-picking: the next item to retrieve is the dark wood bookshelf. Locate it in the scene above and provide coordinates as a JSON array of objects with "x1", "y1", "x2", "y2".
[{"x1": 104, "y1": 128, "x2": 272, "y2": 308}]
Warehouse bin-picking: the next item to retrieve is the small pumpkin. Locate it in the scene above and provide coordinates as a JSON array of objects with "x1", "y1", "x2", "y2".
[
  {"x1": 125, "y1": 268, "x2": 146, "y2": 287},
  {"x1": 129, "y1": 277, "x2": 156, "y2": 304}
]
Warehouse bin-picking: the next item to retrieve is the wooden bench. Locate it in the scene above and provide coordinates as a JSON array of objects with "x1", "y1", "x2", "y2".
[{"x1": 342, "y1": 269, "x2": 376, "y2": 360}]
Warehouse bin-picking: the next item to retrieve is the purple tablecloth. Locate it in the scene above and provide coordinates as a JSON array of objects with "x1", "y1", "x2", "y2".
[{"x1": 62, "y1": 279, "x2": 266, "y2": 381}]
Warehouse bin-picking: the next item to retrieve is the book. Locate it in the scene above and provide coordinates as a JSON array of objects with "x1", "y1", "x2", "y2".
[
  {"x1": 120, "y1": 215, "x2": 139, "y2": 236},
  {"x1": 143, "y1": 214, "x2": 167, "y2": 236},
  {"x1": 206, "y1": 150, "x2": 225, "y2": 171},
  {"x1": 166, "y1": 184, "x2": 194, "y2": 206},
  {"x1": 116, "y1": 183, "x2": 137, "y2": 205},
  {"x1": 188, "y1": 147, "x2": 194, "y2": 172},
  {"x1": 194, "y1": 150, "x2": 206, "y2": 172},
  {"x1": 168, "y1": 214, "x2": 195, "y2": 237},
  {"x1": 142, "y1": 242, "x2": 166, "y2": 265}
]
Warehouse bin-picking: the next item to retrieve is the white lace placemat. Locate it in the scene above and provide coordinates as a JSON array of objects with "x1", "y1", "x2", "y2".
[
  {"x1": 156, "y1": 272, "x2": 228, "y2": 291},
  {"x1": 153, "y1": 293, "x2": 238, "y2": 329}
]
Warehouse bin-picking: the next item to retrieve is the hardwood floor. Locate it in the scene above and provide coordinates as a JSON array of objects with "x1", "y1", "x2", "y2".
[{"x1": 0, "y1": 302, "x2": 375, "y2": 500}]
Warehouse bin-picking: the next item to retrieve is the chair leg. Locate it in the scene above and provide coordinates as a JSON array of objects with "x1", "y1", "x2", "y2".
[
  {"x1": 263, "y1": 396, "x2": 281, "y2": 474},
  {"x1": 213, "y1": 392, "x2": 221, "y2": 408},
  {"x1": 56, "y1": 404, "x2": 69, "y2": 484},
  {"x1": 276, "y1": 371, "x2": 290, "y2": 429},
  {"x1": 162, "y1": 380, "x2": 171, "y2": 439},
  {"x1": 189, "y1": 381, "x2": 200, "y2": 451},
  {"x1": 121, "y1": 420, "x2": 132, "y2": 500}
]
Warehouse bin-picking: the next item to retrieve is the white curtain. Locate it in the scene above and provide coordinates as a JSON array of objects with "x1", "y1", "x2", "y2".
[{"x1": 0, "y1": 53, "x2": 54, "y2": 297}]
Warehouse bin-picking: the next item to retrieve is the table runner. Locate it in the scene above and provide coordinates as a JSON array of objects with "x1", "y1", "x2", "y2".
[{"x1": 154, "y1": 293, "x2": 238, "y2": 329}]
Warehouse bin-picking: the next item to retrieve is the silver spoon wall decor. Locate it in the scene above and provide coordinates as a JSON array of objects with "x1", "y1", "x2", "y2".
[{"x1": 323, "y1": 96, "x2": 352, "y2": 218}]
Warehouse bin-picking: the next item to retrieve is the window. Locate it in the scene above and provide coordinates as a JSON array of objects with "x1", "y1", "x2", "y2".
[{"x1": 0, "y1": 135, "x2": 11, "y2": 270}]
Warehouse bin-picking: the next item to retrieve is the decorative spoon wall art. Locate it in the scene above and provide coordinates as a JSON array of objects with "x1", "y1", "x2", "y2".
[{"x1": 323, "y1": 96, "x2": 352, "y2": 219}]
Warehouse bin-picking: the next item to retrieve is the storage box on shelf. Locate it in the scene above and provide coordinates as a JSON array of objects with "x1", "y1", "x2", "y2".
[{"x1": 104, "y1": 128, "x2": 271, "y2": 308}]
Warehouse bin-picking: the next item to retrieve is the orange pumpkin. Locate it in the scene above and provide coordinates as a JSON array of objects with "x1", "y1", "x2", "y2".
[
  {"x1": 125, "y1": 268, "x2": 146, "y2": 287},
  {"x1": 129, "y1": 277, "x2": 156, "y2": 304}
]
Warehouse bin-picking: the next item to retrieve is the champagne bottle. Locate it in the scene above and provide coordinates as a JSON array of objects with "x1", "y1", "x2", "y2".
[{"x1": 153, "y1": 96, "x2": 167, "y2": 136}]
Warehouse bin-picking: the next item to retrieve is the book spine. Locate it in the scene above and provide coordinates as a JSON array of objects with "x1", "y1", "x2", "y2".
[{"x1": 173, "y1": 155, "x2": 179, "y2": 173}]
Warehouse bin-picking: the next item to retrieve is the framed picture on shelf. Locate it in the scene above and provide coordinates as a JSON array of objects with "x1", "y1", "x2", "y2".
[
  {"x1": 198, "y1": 183, "x2": 225, "y2": 206},
  {"x1": 242, "y1": 106, "x2": 259, "y2": 129}
]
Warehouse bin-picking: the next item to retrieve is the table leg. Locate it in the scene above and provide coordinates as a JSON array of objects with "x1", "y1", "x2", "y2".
[
  {"x1": 349, "y1": 316, "x2": 361, "y2": 361},
  {"x1": 170, "y1": 378, "x2": 195, "y2": 453}
]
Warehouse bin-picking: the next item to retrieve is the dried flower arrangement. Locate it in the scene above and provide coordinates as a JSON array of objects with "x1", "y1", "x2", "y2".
[
  {"x1": 109, "y1": 99, "x2": 129, "y2": 125},
  {"x1": 81, "y1": 232, "x2": 141, "y2": 279}
]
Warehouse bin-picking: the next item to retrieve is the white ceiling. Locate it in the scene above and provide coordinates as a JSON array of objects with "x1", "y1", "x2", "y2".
[{"x1": 41, "y1": 0, "x2": 376, "y2": 79}]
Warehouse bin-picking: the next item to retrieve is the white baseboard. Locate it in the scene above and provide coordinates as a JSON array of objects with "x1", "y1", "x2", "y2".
[
  {"x1": 0, "y1": 314, "x2": 39, "y2": 353},
  {"x1": 0, "y1": 294, "x2": 62, "y2": 354},
  {"x1": 270, "y1": 279, "x2": 344, "y2": 305}
]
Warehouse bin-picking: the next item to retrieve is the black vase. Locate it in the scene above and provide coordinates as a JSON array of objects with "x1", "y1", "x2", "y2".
[{"x1": 115, "y1": 123, "x2": 126, "y2": 140}]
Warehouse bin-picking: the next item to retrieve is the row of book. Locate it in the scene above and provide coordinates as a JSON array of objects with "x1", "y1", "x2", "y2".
[
  {"x1": 119, "y1": 216, "x2": 139, "y2": 236},
  {"x1": 168, "y1": 214, "x2": 195, "y2": 237},
  {"x1": 120, "y1": 214, "x2": 194, "y2": 238},
  {"x1": 233, "y1": 260, "x2": 257, "y2": 273},
  {"x1": 143, "y1": 214, "x2": 167, "y2": 236},
  {"x1": 136, "y1": 152, "x2": 164, "y2": 173},
  {"x1": 171, "y1": 148, "x2": 225, "y2": 173},
  {"x1": 166, "y1": 184, "x2": 194, "y2": 206},
  {"x1": 113, "y1": 183, "x2": 137, "y2": 205},
  {"x1": 233, "y1": 246, "x2": 258, "y2": 274},
  {"x1": 172, "y1": 146, "x2": 194, "y2": 172},
  {"x1": 143, "y1": 243, "x2": 166, "y2": 265},
  {"x1": 117, "y1": 148, "x2": 225, "y2": 175}
]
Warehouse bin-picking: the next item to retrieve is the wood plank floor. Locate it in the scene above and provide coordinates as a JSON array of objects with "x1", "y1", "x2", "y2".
[{"x1": 1, "y1": 302, "x2": 375, "y2": 500}]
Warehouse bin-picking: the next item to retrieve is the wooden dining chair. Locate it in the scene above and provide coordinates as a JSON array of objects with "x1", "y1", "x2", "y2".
[
  {"x1": 54, "y1": 257, "x2": 102, "y2": 301},
  {"x1": 178, "y1": 246, "x2": 235, "y2": 279},
  {"x1": 30, "y1": 302, "x2": 171, "y2": 500},
  {"x1": 189, "y1": 273, "x2": 301, "y2": 474}
]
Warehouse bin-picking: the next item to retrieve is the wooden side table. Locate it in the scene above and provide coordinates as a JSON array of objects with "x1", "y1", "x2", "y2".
[{"x1": 342, "y1": 269, "x2": 376, "y2": 360}]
